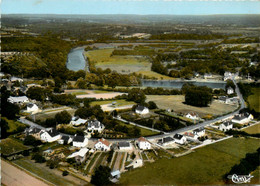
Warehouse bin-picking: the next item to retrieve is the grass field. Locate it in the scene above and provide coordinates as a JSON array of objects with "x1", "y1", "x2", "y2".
[
  {"x1": 3, "y1": 117, "x2": 27, "y2": 133},
  {"x1": 90, "y1": 99, "x2": 135, "y2": 107},
  {"x1": 120, "y1": 137, "x2": 260, "y2": 185},
  {"x1": 13, "y1": 157, "x2": 82, "y2": 185},
  {"x1": 0, "y1": 138, "x2": 30, "y2": 156},
  {"x1": 247, "y1": 87, "x2": 260, "y2": 112},
  {"x1": 137, "y1": 70, "x2": 175, "y2": 80},
  {"x1": 85, "y1": 49, "x2": 151, "y2": 74},
  {"x1": 146, "y1": 95, "x2": 238, "y2": 117},
  {"x1": 242, "y1": 123, "x2": 260, "y2": 134}
]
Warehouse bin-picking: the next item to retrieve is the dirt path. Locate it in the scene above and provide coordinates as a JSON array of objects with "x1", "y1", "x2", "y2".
[
  {"x1": 76, "y1": 92, "x2": 125, "y2": 99},
  {"x1": 1, "y1": 159, "x2": 49, "y2": 186},
  {"x1": 89, "y1": 153, "x2": 102, "y2": 174},
  {"x1": 112, "y1": 152, "x2": 122, "y2": 171}
]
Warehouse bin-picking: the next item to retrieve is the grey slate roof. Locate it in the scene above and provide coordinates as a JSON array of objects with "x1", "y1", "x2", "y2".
[
  {"x1": 173, "y1": 133, "x2": 183, "y2": 140},
  {"x1": 136, "y1": 105, "x2": 146, "y2": 111},
  {"x1": 47, "y1": 128, "x2": 60, "y2": 137},
  {"x1": 118, "y1": 141, "x2": 130, "y2": 148},
  {"x1": 193, "y1": 127, "x2": 205, "y2": 133},
  {"x1": 223, "y1": 121, "x2": 233, "y2": 126},
  {"x1": 73, "y1": 135, "x2": 85, "y2": 142}
]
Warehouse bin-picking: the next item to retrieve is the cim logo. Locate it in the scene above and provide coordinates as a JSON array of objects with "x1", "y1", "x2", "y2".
[{"x1": 228, "y1": 174, "x2": 254, "y2": 184}]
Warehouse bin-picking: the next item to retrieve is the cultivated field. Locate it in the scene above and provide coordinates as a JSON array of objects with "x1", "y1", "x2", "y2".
[
  {"x1": 120, "y1": 137, "x2": 260, "y2": 185},
  {"x1": 85, "y1": 48, "x2": 151, "y2": 74},
  {"x1": 247, "y1": 87, "x2": 260, "y2": 112},
  {"x1": 0, "y1": 138, "x2": 30, "y2": 156},
  {"x1": 1, "y1": 160, "x2": 49, "y2": 186},
  {"x1": 242, "y1": 123, "x2": 260, "y2": 134},
  {"x1": 146, "y1": 95, "x2": 238, "y2": 117}
]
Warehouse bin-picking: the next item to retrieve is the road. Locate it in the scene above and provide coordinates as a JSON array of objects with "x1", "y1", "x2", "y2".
[
  {"x1": 19, "y1": 77, "x2": 245, "y2": 142},
  {"x1": 1, "y1": 160, "x2": 49, "y2": 186}
]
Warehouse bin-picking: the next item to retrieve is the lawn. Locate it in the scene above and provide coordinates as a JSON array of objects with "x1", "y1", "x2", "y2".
[
  {"x1": 242, "y1": 123, "x2": 260, "y2": 134},
  {"x1": 85, "y1": 49, "x2": 151, "y2": 74},
  {"x1": 90, "y1": 99, "x2": 135, "y2": 107},
  {"x1": 86, "y1": 152, "x2": 101, "y2": 174},
  {"x1": 146, "y1": 95, "x2": 238, "y2": 117},
  {"x1": 13, "y1": 157, "x2": 79, "y2": 185},
  {"x1": 119, "y1": 122, "x2": 160, "y2": 137},
  {"x1": 3, "y1": 117, "x2": 28, "y2": 133},
  {"x1": 120, "y1": 137, "x2": 260, "y2": 185},
  {"x1": 247, "y1": 87, "x2": 260, "y2": 112},
  {"x1": 0, "y1": 138, "x2": 30, "y2": 156}
]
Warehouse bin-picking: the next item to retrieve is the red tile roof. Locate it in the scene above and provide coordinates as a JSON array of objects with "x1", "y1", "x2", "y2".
[{"x1": 99, "y1": 138, "x2": 110, "y2": 147}]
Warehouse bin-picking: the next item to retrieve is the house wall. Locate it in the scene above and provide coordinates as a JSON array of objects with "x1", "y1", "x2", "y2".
[
  {"x1": 73, "y1": 139, "x2": 88, "y2": 147},
  {"x1": 95, "y1": 142, "x2": 110, "y2": 151},
  {"x1": 138, "y1": 141, "x2": 151, "y2": 150}
]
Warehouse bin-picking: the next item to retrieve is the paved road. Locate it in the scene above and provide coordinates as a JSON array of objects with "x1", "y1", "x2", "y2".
[{"x1": 1, "y1": 160, "x2": 49, "y2": 186}]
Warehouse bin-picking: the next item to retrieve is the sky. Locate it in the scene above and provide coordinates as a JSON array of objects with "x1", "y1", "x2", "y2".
[{"x1": 2, "y1": 0, "x2": 260, "y2": 15}]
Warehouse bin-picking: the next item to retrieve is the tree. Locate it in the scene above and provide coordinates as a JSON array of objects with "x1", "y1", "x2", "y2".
[
  {"x1": 55, "y1": 110, "x2": 72, "y2": 124},
  {"x1": 131, "y1": 152, "x2": 136, "y2": 160},
  {"x1": 148, "y1": 101, "x2": 158, "y2": 109},
  {"x1": 127, "y1": 88, "x2": 146, "y2": 103},
  {"x1": 32, "y1": 153, "x2": 46, "y2": 163},
  {"x1": 26, "y1": 87, "x2": 46, "y2": 101},
  {"x1": 62, "y1": 170, "x2": 69, "y2": 176},
  {"x1": 185, "y1": 89, "x2": 212, "y2": 107},
  {"x1": 1, "y1": 119, "x2": 9, "y2": 139},
  {"x1": 91, "y1": 166, "x2": 111, "y2": 186},
  {"x1": 1, "y1": 102, "x2": 20, "y2": 120},
  {"x1": 24, "y1": 135, "x2": 42, "y2": 146},
  {"x1": 225, "y1": 79, "x2": 236, "y2": 90}
]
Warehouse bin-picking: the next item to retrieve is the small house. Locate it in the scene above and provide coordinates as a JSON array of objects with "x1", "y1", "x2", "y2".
[
  {"x1": 26, "y1": 103, "x2": 39, "y2": 113},
  {"x1": 58, "y1": 135, "x2": 73, "y2": 145},
  {"x1": 184, "y1": 132, "x2": 199, "y2": 140},
  {"x1": 173, "y1": 134, "x2": 187, "y2": 145},
  {"x1": 137, "y1": 137, "x2": 151, "y2": 150},
  {"x1": 72, "y1": 135, "x2": 88, "y2": 147},
  {"x1": 40, "y1": 128, "x2": 61, "y2": 143},
  {"x1": 219, "y1": 121, "x2": 233, "y2": 131},
  {"x1": 87, "y1": 120, "x2": 104, "y2": 133},
  {"x1": 185, "y1": 112, "x2": 200, "y2": 120},
  {"x1": 67, "y1": 148, "x2": 89, "y2": 163},
  {"x1": 25, "y1": 127, "x2": 42, "y2": 139},
  {"x1": 118, "y1": 142, "x2": 132, "y2": 151},
  {"x1": 193, "y1": 127, "x2": 205, "y2": 137},
  {"x1": 158, "y1": 137, "x2": 175, "y2": 146},
  {"x1": 8, "y1": 96, "x2": 29, "y2": 104},
  {"x1": 135, "y1": 106, "x2": 149, "y2": 115},
  {"x1": 232, "y1": 112, "x2": 253, "y2": 124},
  {"x1": 10, "y1": 77, "x2": 23, "y2": 82},
  {"x1": 110, "y1": 170, "x2": 121, "y2": 180},
  {"x1": 227, "y1": 87, "x2": 234, "y2": 95},
  {"x1": 94, "y1": 138, "x2": 111, "y2": 151},
  {"x1": 70, "y1": 117, "x2": 88, "y2": 126}
]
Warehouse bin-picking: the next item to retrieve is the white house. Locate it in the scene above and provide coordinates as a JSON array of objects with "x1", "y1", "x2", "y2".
[
  {"x1": 135, "y1": 106, "x2": 149, "y2": 115},
  {"x1": 58, "y1": 135, "x2": 73, "y2": 145},
  {"x1": 137, "y1": 137, "x2": 151, "y2": 150},
  {"x1": 232, "y1": 112, "x2": 253, "y2": 124},
  {"x1": 193, "y1": 127, "x2": 205, "y2": 137},
  {"x1": 8, "y1": 96, "x2": 29, "y2": 104},
  {"x1": 184, "y1": 132, "x2": 199, "y2": 140},
  {"x1": 94, "y1": 138, "x2": 111, "y2": 151},
  {"x1": 204, "y1": 73, "x2": 212, "y2": 79},
  {"x1": 158, "y1": 137, "x2": 175, "y2": 146},
  {"x1": 224, "y1": 71, "x2": 232, "y2": 81},
  {"x1": 219, "y1": 121, "x2": 233, "y2": 131},
  {"x1": 173, "y1": 134, "x2": 187, "y2": 145},
  {"x1": 227, "y1": 87, "x2": 234, "y2": 95},
  {"x1": 185, "y1": 112, "x2": 200, "y2": 120},
  {"x1": 118, "y1": 142, "x2": 132, "y2": 151},
  {"x1": 26, "y1": 103, "x2": 39, "y2": 113},
  {"x1": 127, "y1": 159, "x2": 143, "y2": 169},
  {"x1": 70, "y1": 117, "x2": 88, "y2": 126},
  {"x1": 40, "y1": 128, "x2": 61, "y2": 143},
  {"x1": 67, "y1": 148, "x2": 89, "y2": 163},
  {"x1": 10, "y1": 77, "x2": 23, "y2": 82},
  {"x1": 87, "y1": 120, "x2": 104, "y2": 133},
  {"x1": 72, "y1": 135, "x2": 88, "y2": 147}
]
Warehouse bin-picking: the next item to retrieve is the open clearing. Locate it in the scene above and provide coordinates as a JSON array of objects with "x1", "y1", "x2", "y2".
[
  {"x1": 146, "y1": 95, "x2": 238, "y2": 117},
  {"x1": 247, "y1": 87, "x2": 260, "y2": 112},
  {"x1": 1, "y1": 160, "x2": 48, "y2": 186},
  {"x1": 85, "y1": 48, "x2": 151, "y2": 74},
  {"x1": 119, "y1": 122, "x2": 160, "y2": 137},
  {"x1": 120, "y1": 137, "x2": 260, "y2": 185},
  {"x1": 242, "y1": 123, "x2": 260, "y2": 134},
  {"x1": 0, "y1": 138, "x2": 30, "y2": 156},
  {"x1": 3, "y1": 117, "x2": 27, "y2": 133},
  {"x1": 13, "y1": 157, "x2": 88, "y2": 185},
  {"x1": 138, "y1": 70, "x2": 175, "y2": 80}
]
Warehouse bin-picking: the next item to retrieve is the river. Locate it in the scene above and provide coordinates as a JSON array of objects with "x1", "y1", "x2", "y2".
[
  {"x1": 66, "y1": 47, "x2": 89, "y2": 72},
  {"x1": 141, "y1": 79, "x2": 226, "y2": 89}
]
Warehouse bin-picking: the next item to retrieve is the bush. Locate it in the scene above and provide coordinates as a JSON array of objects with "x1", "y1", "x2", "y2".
[{"x1": 62, "y1": 170, "x2": 69, "y2": 176}]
